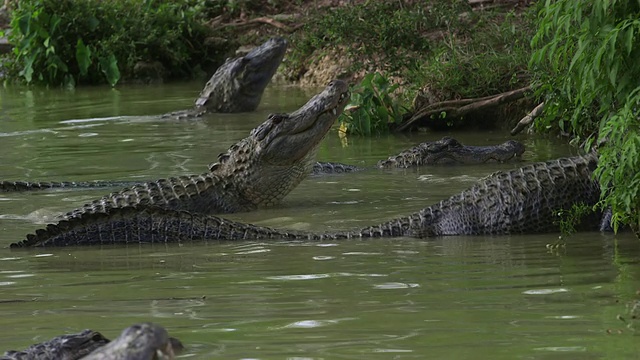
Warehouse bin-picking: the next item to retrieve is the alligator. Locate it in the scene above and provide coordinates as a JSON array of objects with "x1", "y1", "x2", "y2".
[
  {"x1": 310, "y1": 136, "x2": 526, "y2": 174},
  {"x1": 1, "y1": 323, "x2": 182, "y2": 360},
  {"x1": 1, "y1": 329, "x2": 109, "y2": 360},
  {"x1": 164, "y1": 36, "x2": 287, "y2": 118},
  {"x1": 55, "y1": 80, "x2": 348, "y2": 222},
  {"x1": 82, "y1": 323, "x2": 182, "y2": 360},
  {"x1": 0, "y1": 137, "x2": 525, "y2": 192},
  {"x1": 12, "y1": 153, "x2": 603, "y2": 247}
]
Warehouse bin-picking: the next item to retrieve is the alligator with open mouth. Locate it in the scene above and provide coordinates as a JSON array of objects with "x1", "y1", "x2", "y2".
[
  {"x1": 1, "y1": 323, "x2": 182, "y2": 360},
  {"x1": 11, "y1": 153, "x2": 603, "y2": 247}
]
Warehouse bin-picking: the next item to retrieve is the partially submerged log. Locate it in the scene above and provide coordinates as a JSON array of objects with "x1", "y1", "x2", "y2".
[
  {"x1": 510, "y1": 102, "x2": 545, "y2": 135},
  {"x1": 395, "y1": 86, "x2": 530, "y2": 132}
]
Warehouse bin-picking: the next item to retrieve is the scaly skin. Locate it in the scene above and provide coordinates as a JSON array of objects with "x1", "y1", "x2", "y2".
[
  {"x1": 12, "y1": 154, "x2": 602, "y2": 248},
  {"x1": 0, "y1": 180, "x2": 140, "y2": 192},
  {"x1": 376, "y1": 137, "x2": 525, "y2": 168},
  {"x1": 57, "y1": 80, "x2": 348, "y2": 220},
  {"x1": 311, "y1": 137, "x2": 526, "y2": 174},
  {"x1": 1, "y1": 324, "x2": 182, "y2": 360},
  {"x1": 83, "y1": 323, "x2": 182, "y2": 360},
  {"x1": 1, "y1": 329, "x2": 109, "y2": 360},
  {"x1": 165, "y1": 36, "x2": 288, "y2": 118}
]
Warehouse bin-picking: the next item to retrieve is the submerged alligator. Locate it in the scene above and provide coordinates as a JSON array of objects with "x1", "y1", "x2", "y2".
[
  {"x1": 165, "y1": 36, "x2": 287, "y2": 118},
  {"x1": 311, "y1": 136, "x2": 525, "y2": 174},
  {"x1": 12, "y1": 153, "x2": 603, "y2": 247},
  {"x1": 1, "y1": 323, "x2": 182, "y2": 360},
  {"x1": 0, "y1": 137, "x2": 525, "y2": 192}
]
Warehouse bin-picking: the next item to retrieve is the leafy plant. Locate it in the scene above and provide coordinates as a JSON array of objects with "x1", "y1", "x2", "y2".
[
  {"x1": 530, "y1": 0, "x2": 640, "y2": 234},
  {"x1": 339, "y1": 72, "x2": 405, "y2": 136},
  {"x1": 554, "y1": 203, "x2": 594, "y2": 236},
  {"x1": 289, "y1": 1, "x2": 467, "y2": 79},
  {"x1": 286, "y1": 1, "x2": 534, "y2": 106},
  {"x1": 415, "y1": 9, "x2": 535, "y2": 100},
  {"x1": 6, "y1": 0, "x2": 227, "y2": 86}
]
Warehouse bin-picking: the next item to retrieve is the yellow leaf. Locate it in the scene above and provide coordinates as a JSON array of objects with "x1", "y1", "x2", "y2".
[{"x1": 339, "y1": 122, "x2": 348, "y2": 135}]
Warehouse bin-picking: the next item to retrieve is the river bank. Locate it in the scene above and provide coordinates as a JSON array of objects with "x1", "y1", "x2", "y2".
[
  {"x1": 0, "y1": 0, "x2": 537, "y2": 131},
  {"x1": 220, "y1": 0, "x2": 537, "y2": 130}
]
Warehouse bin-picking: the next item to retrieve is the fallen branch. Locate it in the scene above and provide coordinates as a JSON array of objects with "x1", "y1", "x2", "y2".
[
  {"x1": 396, "y1": 86, "x2": 531, "y2": 132},
  {"x1": 210, "y1": 16, "x2": 303, "y2": 33},
  {"x1": 510, "y1": 102, "x2": 545, "y2": 135}
]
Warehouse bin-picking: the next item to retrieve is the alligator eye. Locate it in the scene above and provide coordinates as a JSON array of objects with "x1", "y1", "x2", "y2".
[
  {"x1": 91, "y1": 332, "x2": 107, "y2": 342},
  {"x1": 268, "y1": 114, "x2": 286, "y2": 124}
]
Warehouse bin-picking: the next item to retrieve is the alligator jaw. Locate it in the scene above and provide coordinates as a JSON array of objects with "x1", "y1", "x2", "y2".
[
  {"x1": 261, "y1": 79, "x2": 350, "y2": 163},
  {"x1": 195, "y1": 36, "x2": 288, "y2": 113},
  {"x1": 230, "y1": 79, "x2": 350, "y2": 206}
]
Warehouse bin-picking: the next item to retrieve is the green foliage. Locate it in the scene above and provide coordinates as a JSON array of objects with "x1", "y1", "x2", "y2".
[
  {"x1": 290, "y1": 1, "x2": 468, "y2": 78},
  {"x1": 6, "y1": 0, "x2": 223, "y2": 86},
  {"x1": 287, "y1": 1, "x2": 534, "y2": 102},
  {"x1": 554, "y1": 203, "x2": 594, "y2": 236},
  {"x1": 530, "y1": 0, "x2": 640, "y2": 233},
  {"x1": 415, "y1": 10, "x2": 535, "y2": 100},
  {"x1": 338, "y1": 72, "x2": 404, "y2": 136},
  {"x1": 205, "y1": 0, "x2": 298, "y2": 17}
]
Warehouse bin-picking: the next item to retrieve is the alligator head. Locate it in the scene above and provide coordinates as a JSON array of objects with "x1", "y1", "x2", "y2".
[
  {"x1": 210, "y1": 79, "x2": 350, "y2": 206},
  {"x1": 377, "y1": 137, "x2": 526, "y2": 168},
  {"x1": 195, "y1": 36, "x2": 288, "y2": 113},
  {"x1": 2, "y1": 329, "x2": 110, "y2": 360},
  {"x1": 84, "y1": 323, "x2": 182, "y2": 360}
]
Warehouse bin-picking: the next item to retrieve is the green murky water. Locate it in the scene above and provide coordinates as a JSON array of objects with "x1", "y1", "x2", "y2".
[{"x1": 0, "y1": 83, "x2": 639, "y2": 359}]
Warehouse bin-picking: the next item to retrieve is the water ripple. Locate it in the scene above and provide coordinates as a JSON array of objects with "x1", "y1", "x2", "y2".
[
  {"x1": 267, "y1": 272, "x2": 386, "y2": 281},
  {"x1": 342, "y1": 252, "x2": 383, "y2": 256},
  {"x1": 522, "y1": 288, "x2": 569, "y2": 295},
  {"x1": 373, "y1": 282, "x2": 420, "y2": 289},
  {"x1": 267, "y1": 274, "x2": 331, "y2": 281},
  {"x1": 534, "y1": 346, "x2": 586, "y2": 352},
  {"x1": 312, "y1": 256, "x2": 335, "y2": 261},
  {"x1": 280, "y1": 319, "x2": 345, "y2": 329},
  {"x1": 0, "y1": 129, "x2": 57, "y2": 137}
]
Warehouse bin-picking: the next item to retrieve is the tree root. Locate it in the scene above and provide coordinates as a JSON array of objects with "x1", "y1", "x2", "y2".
[
  {"x1": 395, "y1": 86, "x2": 531, "y2": 132},
  {"x1": 510, "y1": 102, "x2": 545, "y2": 135}
]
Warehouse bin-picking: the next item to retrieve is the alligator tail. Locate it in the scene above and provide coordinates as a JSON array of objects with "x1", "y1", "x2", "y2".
[
  {"x1": 11, "y1": 206, "x2": 317, "y2": 248},
  {"x1": 0, "y1": 180, "x2": 142, "y2": 192}
]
